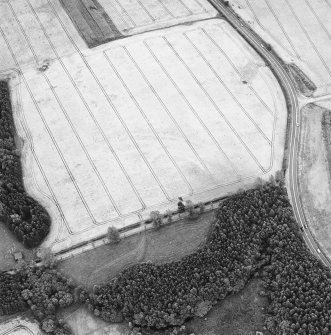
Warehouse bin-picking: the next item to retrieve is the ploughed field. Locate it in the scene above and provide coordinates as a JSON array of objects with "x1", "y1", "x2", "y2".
[
  {"x1": 0, "y1": 0, "x2": 286, "y2": 253},
  {"x1": 229, "y1": 0, "x2": 331, "y2": 95}
]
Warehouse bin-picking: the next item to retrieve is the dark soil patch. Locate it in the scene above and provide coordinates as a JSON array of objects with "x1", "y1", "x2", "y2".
[{"x1": 59, "y1": 0, "x2": 122, "y2": 47}]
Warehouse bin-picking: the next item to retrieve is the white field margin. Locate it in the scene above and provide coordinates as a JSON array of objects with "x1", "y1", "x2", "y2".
[
  {"x1": 227, "y1": 0, "x2": 331, "y2": 96},
  {"x1": 0, "y1": 5, "x2": 287, "y2": 254}
]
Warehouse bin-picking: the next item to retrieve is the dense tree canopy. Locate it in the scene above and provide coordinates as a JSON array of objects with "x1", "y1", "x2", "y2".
[
  {"x1": 88, "y1": 180, "x2": 331, "y2": 334},
  {"x1": 0, "y1": 265, "x2": 74, "y2": 334},
  {"x1": 0, "y1": 81, "x2": 50, "y2": 247}
]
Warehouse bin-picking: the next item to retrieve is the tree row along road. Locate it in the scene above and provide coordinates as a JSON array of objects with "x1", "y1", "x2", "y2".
[{"x1": 209, "y1": 0, "x2": 331, "y2": 268}]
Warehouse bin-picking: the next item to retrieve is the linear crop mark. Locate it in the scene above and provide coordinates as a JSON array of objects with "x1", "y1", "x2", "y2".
[
  {"x1": 25, "y1": 0, "x2": 146, "y2": 212},
  {"x1": 6, "y1": 0, "x2": 124, "y2": 220},
  {"x1": 303, "y1": 0, "x2": 331, "y2": 40},
  {"x1": 183, "y1": 33, "x2": 271, "y2": 144},
  {"x1": 162, "y1": 36, "x2": 267, "y2": 172},
  {"x1": 123, "y1": 46, "x2": 201, "y2": 194},
  {"x1": 0, "y1": 27, "x2": 90, "y2": 234},
  {"x1": 144, "y1": 39, "x2": 240, "y2": 179},
  {"x1": 3, "y1": 0, "x2": 101, "y2": 224},
  {"x1": 112, "y1": 0, "x2": 137, "y2": 27},
  {"x1": 104, "y1": 48, "x2": 193, "y2": 197},
  {"x1": 200, "y1": 28, "x2": 274, "y2": 116},
  {"x1": 263, "y1": 0, "x2": 301, "y2": 59},
  {"x1": 244, "y1": 0, "x2": 297, "y2": 58},
  {"x1": 45, "y1": 0, "x2": 175, "y2": 207},
  {"x1": 284, "y1": 0, "x2": 331, "y2": 79}
]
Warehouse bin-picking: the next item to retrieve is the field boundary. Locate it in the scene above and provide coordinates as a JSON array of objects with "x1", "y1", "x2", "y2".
[{"x1": 54, "y1": 194, "x2": 226, "y2": 261}]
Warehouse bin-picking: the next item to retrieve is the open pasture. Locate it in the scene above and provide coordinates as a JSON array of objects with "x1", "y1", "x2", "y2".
[
  {"x1": 229, "y1": 0, "x2": 331, "y2": 95},
  {"x1": 0, "y1": 0, "x2": 286, "y2": 254}
]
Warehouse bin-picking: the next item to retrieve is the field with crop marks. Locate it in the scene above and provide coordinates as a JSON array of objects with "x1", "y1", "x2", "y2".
[
  {"x1": 0, "y1": 0, "x2": 286, "y2": 253},
  {"x1": 228, "y1": 0, "x2": 331, "y2": 95}
]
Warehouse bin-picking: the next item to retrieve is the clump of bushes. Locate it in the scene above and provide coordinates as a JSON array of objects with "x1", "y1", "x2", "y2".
[
  {"x1": 87, "y1": 180, "x2": 331, "y2": 334},
  {"x1": 150, "y1": 210, "x2": 162, "y2": 230},
  {"x1": 0, "y1": 81, "x2": 50, "y2": 247},
  {"x1": 107, "y1": 226, "x2": 121, "y2": 244}
]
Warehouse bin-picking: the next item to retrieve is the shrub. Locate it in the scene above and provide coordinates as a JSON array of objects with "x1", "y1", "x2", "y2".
[
  {"x1": 150, "y1": 211, "x2": 162, "y2": 230},
  {"x1": 107, "y1": 226, "x2": 120, "y2": 244}
]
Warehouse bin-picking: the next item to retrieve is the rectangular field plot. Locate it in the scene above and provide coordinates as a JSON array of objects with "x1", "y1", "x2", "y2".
[
  {"x1": 59, "y1": 0, "x2": 121, "y2": 47},
  {"x1": 230, "y1": 0, "x2": 331, "y2": 94},
  {"x1": 58, "y1": 0, "x2": 217, "y2": 47},
  {"x1": 0, "y1": 8, "x2": 286, "y2": 252},
  {"x1": 97, "y1": 0, "x2": 217, "y2": 36}
]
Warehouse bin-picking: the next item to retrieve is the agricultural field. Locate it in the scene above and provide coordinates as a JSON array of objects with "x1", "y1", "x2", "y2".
[
  {"x1": 0, "y1": 0, "x2": 287, "y2": 254},
  {"x1": 59, "y1": 0, "x2": 217, "y2": 47},
  {"x1": 228, "y1": 0, "x2": 331, "y2": 95},
  {"x1": 298, "y1": 102, "x2": 331, "y2": 261}
]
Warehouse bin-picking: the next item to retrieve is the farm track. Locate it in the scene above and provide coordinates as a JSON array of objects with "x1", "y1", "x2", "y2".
[{"x1": 208, "y1": 0, "x2": 331, "y2": 268}]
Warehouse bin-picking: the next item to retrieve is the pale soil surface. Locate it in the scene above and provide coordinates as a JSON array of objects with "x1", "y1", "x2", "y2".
[
  {"x1": 61, "y1": 306, "x2": 130, "y2": 335},
  {"x1": 227, "y1": 0, "x2": 331, "y2": 95},
  {"x1": 0, "y1": 5, "x2": 287, "y2": 254},
  {"x1": 59, "y1": 0, "x2": 218, "y2": 48},
  {"x1": 96, "y1": 0, "x2": 217, "y2": 36},
  {"x1": 59, "y1": 211, "x2": 214, "y2": 289},
  {"x1": 298, "y1": 103, "x2": 331, "y2": 260},
  {"x1": 0, "y1": 316, "x2": 40, "y2": 335}
]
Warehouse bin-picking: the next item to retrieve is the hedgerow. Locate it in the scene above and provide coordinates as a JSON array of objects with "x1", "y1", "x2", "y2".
[
  {"x1": 0, "y1": 81, "x2": 50, "y2": 247},
  {"x1": 88, "y1": 180, "x2": 331, "y2": 334}
]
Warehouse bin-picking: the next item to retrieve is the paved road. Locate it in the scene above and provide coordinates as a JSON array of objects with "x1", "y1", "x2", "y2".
[{"x1": 209, "y1": 0, "x2": 331, "y2": 268}]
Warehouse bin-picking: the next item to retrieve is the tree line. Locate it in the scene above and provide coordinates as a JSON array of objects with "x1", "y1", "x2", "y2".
[
  {"x1": 0, "y1": 81, "x2": 50, "y2": 247},
  {"x1": 86, "y1": 179, "x2": 331, "y2": 334},
  {"x1": 1, "y1": 175, "x2": 330, "y2": 334}
]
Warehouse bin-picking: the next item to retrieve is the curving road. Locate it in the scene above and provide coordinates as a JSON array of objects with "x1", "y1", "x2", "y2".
[{"x1": 209, "y1": 0, "x2": 331, "y2": 268}]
